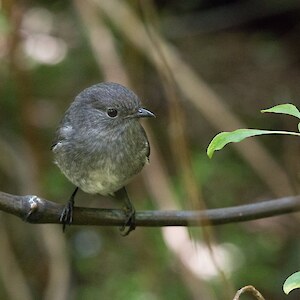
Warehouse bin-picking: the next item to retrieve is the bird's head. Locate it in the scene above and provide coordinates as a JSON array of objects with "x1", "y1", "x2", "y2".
[{"x1": 71, "y1": 82, "x2": 155, "y2": 131}]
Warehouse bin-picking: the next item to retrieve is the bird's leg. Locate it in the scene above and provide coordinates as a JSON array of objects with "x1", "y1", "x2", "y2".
[
  {"x1": 60, "y1": 187, "x2": 79, "y2": 232},
  {"x1": 115, "y1": 187, "x2": 136, "y2": 236}
]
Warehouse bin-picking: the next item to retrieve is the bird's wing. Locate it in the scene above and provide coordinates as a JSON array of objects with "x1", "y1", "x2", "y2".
[
  {"x1": 146, "y1": 140, "x2": 150, "y2": 163},
  {"x1": 51, "y1": 118, "x2": 74, "y2": 151}
]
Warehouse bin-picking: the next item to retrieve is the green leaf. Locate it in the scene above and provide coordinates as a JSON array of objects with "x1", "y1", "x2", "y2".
[
  {"x1": 283, "y1": 271, "x2": 300, "y2": 294},
  {"x1": 261, "y1": 103, "x2": 300, "y2": 120},
  {"x1": 207, "y1": 129, "x2": 272, "y2": 158},
  {"x1": 207, "y1": 128, "x2": 300, "y2": 158}
]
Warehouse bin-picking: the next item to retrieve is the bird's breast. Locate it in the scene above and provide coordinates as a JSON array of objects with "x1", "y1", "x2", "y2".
[{"x1": 53, "y1": 121, "x2": 149, "y2": 195}]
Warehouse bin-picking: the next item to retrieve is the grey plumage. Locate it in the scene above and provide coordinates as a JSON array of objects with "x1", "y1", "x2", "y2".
[{"x1": 52, "y1": 82, "x2": 155, "y2": 234}]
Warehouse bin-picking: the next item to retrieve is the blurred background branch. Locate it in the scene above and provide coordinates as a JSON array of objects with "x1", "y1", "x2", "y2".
[
  {"x1": 1, "y1": 2, "x2": 71, "y2": 300},
  {"x1": 94, "y1": 0, "x2": 294, "y2": 197}
]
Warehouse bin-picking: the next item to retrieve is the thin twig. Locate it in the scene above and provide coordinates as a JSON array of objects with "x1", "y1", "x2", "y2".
[
  {"x1": 233, "y1": 285, "x2": 265, "y2": 300},
  {"x1": 1, "y1": 191, "x2": 300, "y2": 227}
]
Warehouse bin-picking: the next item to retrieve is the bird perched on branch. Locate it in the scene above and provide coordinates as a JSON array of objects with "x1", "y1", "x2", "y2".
[{"x1": 52, "y1": 82, "x2": 155, "y2": 235}]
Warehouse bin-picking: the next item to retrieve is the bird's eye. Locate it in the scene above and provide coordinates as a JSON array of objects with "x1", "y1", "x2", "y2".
[{"x1": 107, "y1": 108, "x2": 118, "y2": 118}]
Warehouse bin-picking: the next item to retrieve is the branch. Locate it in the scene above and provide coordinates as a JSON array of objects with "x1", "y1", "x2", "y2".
[{"x1": 1, "y1": 191, "x2": 300, "y2": 227}]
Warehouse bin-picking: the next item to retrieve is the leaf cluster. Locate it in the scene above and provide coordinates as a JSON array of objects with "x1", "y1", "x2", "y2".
[{"x1": 207, "y1": 103, "x2": 300, "y2": 295}]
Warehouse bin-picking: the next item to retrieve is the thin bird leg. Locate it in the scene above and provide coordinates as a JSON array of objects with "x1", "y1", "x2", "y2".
[
  {"x1": 115, "y1": 187, "x2": 136, "y2": 236},
  {"x1": 60, "y1": 186, "x2": 79, "y2": 232}
]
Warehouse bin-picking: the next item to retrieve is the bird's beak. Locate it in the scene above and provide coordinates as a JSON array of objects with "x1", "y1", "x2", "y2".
[{"x1": 136, "y1": 108, "x2": 155, "y2": 118}]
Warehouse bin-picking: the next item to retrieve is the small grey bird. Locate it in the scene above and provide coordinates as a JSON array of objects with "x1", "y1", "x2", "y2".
[{"x1": 52, "y1": 82, "x2": 155, "y2": 235}]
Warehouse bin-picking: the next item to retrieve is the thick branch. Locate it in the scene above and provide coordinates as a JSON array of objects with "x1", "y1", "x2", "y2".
[{"x1": 1, "y1": 191, "x2": 300, "y2": 227}]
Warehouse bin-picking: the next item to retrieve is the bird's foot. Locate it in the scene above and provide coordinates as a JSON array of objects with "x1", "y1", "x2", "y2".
[
  {"x1": 120, "y1": 206, "x2": 136, "y2": 236},
  {"x1": 60, "y1": 200, "x2": 74, "y2": 232},
  {"x1": 60, "y1": 187, "x2": 78, "y2": 232},
  {"x1": 115, "y1": 187, "x2": 136, "y2": 236}
]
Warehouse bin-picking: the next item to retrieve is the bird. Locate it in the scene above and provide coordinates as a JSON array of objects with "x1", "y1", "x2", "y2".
[{"x1": 51, "y1": 82, "x2": 155, "y2": 235}]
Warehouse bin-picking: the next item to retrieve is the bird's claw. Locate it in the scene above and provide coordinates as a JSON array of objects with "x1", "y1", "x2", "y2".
[
  {"x1": 60, "y1": 187, "x2": 78, "y2": 232},
  {"x1": 120, "y1": 206, "x2": 136, "y2": 236},
  {"x1": 60, "y1": 200, "x2": 74, "y2": 232}
]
